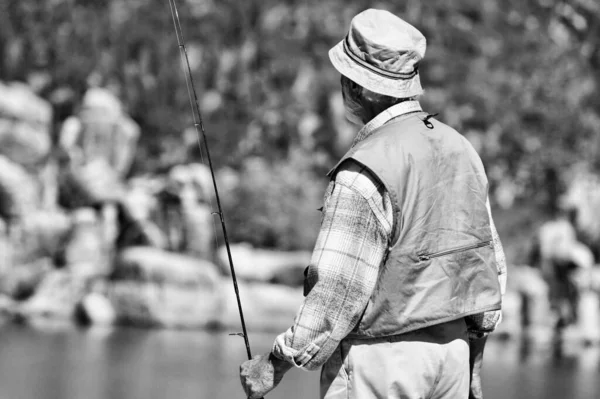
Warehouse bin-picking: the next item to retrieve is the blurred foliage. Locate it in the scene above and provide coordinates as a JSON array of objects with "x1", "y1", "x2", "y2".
[{"x1": 0, "y1": 0, "x2": 599, "y2": 251}]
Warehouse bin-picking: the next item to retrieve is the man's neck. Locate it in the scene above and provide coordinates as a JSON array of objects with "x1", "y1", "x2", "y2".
[{"x1": 352, "y1": 100, "x2": 423, "y2": 147}]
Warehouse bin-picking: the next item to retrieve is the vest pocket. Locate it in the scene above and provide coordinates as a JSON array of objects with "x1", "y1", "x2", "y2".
[{"x1": 417, "y1": 240, "x2": 492, "y2": 261}]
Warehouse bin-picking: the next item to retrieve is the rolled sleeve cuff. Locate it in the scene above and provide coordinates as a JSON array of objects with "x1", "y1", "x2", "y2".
[{"x1": 272, "y1": 332, "x2": 321, "y2": 370}]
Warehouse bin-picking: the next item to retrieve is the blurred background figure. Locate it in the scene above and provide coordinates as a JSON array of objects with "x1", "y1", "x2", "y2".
[{"x1": 529, "y1": 215, "x2": 599, "y2": 344}]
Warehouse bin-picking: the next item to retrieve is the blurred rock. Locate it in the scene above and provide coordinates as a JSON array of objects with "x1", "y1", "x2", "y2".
[
  {"x1": 15, "y1": 209, "x2": 72, "y2": 262},
  {"x1": 117, "y1": 182, "x2": 168, "y2": 249},
  {"x1": 108, "y1": 245, "x2": 222, "y2": 329},
  {"x1": 75, "y1": 292, "x2": 117, "y2": 326},
  {"x1": 116, "y1": 215, "x2": 168, "y2": 250},
  {"x1": 591, "y1": 267, "x2": 600, "y2": 293},
  {"x1": 160, "y1": 163, "x2": 215, "y2": 258},
  {"x1": 112, "y1": 246, "x2": 219, "y2": 288},
  {"x1": 17, "y1": 270, "x2": 87, "y2": 320},
  {"x1": 123, "y1": 176, "x2": 162, "y2": 221},
  {"x1": 39, "y1": 160, "x2": 60, "y2": 209},
  {"x1": 0, "y1": 219, "x2": 10, "y2": 274},
  {"x1": 0, "y1": 81, "x2": 52, "y2": 168},
  {"x1": 180, "y1": 203, "x2": 213, "y2": 259},
  {"x1": 0, "y1": 257, "x2": 53, "y2": 300},
  {"x1": 577, "y1": 290, "x2": 600, "y2": 344},
  {"x1": 0, "y1": 81, "x2": 52, "y2": 124},
  {"x1": 217, "y1": 243, "x2": 310, "y2": 286},
  {"x1": 0, "y1": 294, "x2": 16, "y2": 316},
  {"x1": 59, "y1": 159, "x2": 125, "y2": 209},
  {"x1": 58, "y1": 87, "x2": 140, "y2": 178},
  {"x1": 0, "y1": 156, "x2": 39, "y2": 221},
  {"x1": 217, "y1": 280, "x2": 303, "y2": 332},
  {"x1": 168, "y1": 163, "x2": 214, "y2": 205},
  {"x1": 63, "y1": 208, "x2": 108, "y2": 278},
  {"x1": 107, "y1": 280, "x2": 221, "y2": 329}
]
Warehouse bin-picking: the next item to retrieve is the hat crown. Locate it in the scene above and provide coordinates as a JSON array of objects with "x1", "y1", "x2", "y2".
[{"x1": 346, "y1": 9, "x2": 426, "y2": 78}]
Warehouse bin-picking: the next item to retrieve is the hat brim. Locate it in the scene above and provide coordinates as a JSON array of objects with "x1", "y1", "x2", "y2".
[{"x1": 328, "y1": 40, "x2": 423, "y2": 99}]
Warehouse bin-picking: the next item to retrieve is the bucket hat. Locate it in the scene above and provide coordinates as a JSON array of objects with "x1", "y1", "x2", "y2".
[{"x1": 329, "y1": 9, "x2": 426, "y2": 98}]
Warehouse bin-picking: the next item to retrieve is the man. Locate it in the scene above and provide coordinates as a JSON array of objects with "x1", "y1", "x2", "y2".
[{"x1": 240, "y1": 9, "x2": 507, "y2": 399}]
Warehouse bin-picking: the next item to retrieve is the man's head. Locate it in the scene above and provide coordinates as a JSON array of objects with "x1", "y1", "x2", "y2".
[
  {"x1": 329, "y1": 9, "x2": 426, "y2": 125},
  {"x1": 340, "y1": 75, "x2": 417, "y2": 125}
]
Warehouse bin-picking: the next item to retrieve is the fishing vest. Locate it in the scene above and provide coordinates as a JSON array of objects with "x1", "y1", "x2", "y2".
[{"x1": 329, "y1": 112, "x2": 502, "y2": 338}]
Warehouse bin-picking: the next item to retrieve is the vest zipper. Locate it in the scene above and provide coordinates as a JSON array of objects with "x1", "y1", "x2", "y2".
[{"x1": 417, "y1": 240, "x2": 492, "y2": 261}]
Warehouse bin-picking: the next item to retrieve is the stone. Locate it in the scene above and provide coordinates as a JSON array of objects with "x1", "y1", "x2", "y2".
[
  {"x1": 0, "y1": 156, "x2": 39, "y2": 221},
  {"x1": 576, "y1": 291, "x2": 600, "y2": 344},
  {"x1": 0, "y1": 257, "x2": 53, "y2": 300},
  {"x1": 108, "y1": 247, "x2": 223, "y2": 329},
  {"x1": 0, "y1": 294, "x2": 16, "y2": 316},
  {"x1": 217, "y1": 280, "x2": 303, "y2": 332},
  {"x1": 0, "y1": 81, "x2": 53, "y2": 125},
  {"x1": 168, "y1": 163, "x2": 214, "y2": 205},
  {"x1": 0, "y1": 219, "x2": 11, "y2": 275},
  {"x1": 216, "y1": 243, "x2": 310, "y2": 286},
  {"x1": 180, "y1": 202, "x2": 214, "y2": 260},
  {"x1": 0, "y1": 81, "x2": 52, "y2": 167},
  {"x1": 75, "y1": 292, "x2": 117, "y2": 326},
  {"x1": 63, "y1": 208, "x2": 108, "y2": 278},
  {"x1": 16, "y1": 270, "x2": 87, "y2": 320},
  {"x1": 59, "y1": 159, "x2": 125, "y2": 208},
  {"x1": 16, "y1": 209, "x2": 72, "y2": 262},
  {"x1": 113, "y1": 246, "x2": 221, "y2": 288},
  {"x1": 117, "y1": 183, "x2": 168, "y2": 249},
  {"x1": 107, "y1": 280, "x2": 221, "y2": 329},
  {"x1": 58, "y1": 87, "x2": 140, "y2": 178}
]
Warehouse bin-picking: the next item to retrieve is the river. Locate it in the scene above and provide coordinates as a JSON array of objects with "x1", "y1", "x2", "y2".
[{"x1": 0, "y1": 323, "x2": 597, "y2": 399}]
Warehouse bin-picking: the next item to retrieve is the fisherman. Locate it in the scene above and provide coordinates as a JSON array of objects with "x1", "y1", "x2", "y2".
[{"x1": 240, "y1": 9, "x2": 507, "y2": 399}]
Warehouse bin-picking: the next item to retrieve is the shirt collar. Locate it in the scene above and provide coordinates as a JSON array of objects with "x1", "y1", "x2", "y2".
[{"x1": 352, "y1": 100, "x2": 423, "y2": 146}]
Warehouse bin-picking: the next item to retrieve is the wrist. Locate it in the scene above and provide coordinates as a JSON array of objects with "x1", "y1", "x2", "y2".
[{"x1": 269, "y1": 352, "x2": 293, "y2": 373}]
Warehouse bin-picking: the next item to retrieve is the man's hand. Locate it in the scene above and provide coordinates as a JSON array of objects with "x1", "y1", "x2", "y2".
[{"x1": 239, "y1": 353, "x2": 292, "y2": 398}]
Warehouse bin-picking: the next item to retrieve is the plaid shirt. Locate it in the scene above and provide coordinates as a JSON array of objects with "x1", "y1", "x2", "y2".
[{"x1": 272, "y1": 101, "x2": 507, "y2": 371}]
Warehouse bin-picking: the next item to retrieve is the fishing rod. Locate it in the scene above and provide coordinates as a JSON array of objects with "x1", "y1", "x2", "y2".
[{"x1": 167, "y1": 0, "x2": 254, "y2": 362}]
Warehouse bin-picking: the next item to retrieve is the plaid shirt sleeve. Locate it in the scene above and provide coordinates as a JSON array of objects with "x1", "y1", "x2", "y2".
[{"x1": 272, "y1": 161, "x2": 392, "y2": 371}]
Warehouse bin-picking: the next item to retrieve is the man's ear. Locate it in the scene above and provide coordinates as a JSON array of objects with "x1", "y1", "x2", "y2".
[{"x1": 349, "y1": 80, "x2": 362, "y2": 97}]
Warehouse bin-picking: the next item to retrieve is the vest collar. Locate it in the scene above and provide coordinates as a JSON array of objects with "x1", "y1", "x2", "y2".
[{"x1": 352, "y1": 100, "x2": 422, "y2": 147}]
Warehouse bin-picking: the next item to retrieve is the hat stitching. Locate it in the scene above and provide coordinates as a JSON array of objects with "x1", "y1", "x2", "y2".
[{"x1": 343, "y1": 35, "x2": 419, "y2": 80}]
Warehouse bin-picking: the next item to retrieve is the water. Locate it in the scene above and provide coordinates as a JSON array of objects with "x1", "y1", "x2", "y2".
[{"x1": 0, "y1": 324, "x2": 598, "y2": 399}]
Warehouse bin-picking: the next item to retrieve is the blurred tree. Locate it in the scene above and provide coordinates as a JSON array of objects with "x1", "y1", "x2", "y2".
[{"x1": 0, "y1": 0, "x2": 599, "y2": 251}]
